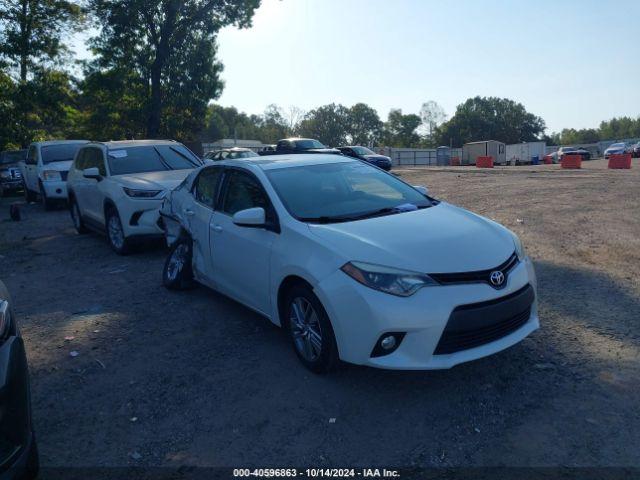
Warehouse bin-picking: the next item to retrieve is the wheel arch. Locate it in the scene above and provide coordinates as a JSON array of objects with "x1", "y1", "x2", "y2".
[{"x1": 276, "y1": 275, "x2": 315, "y2": 328}]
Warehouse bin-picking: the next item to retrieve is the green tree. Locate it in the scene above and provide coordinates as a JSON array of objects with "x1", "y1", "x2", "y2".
[
  {"x1": 347, "y1": 103, "x2": 382, "y2": 146},
  {"x1": 435, "y1": 96, "x2": 545, "y2": 147},
  {"x1": 298, "y1": 103, "x2": 350, "y2": 146},
  {"x1": 0, "y1": 0, "x2": 83, "y2": 82},
  {"x1": 382, "y1": 109, "x2": 422, "y2": 147},
  {"x1": 419, "y1": 100, "x2": 446, "y2": 144},
  {"x1": 89, "y1": 0, "x2": 260, "y2": 138}
]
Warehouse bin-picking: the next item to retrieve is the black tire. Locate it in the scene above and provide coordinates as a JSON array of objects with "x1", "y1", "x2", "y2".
[
  {"x1": 39, "y1": 182, "x2": 54, "y2": 211},
  {"x1": 282, "y1": 284, "x2": 339, "y2": 373},
  {"x1": 162, "y1": 236, "x2": 194, "y2": 290},
  {"x1": 105, "y1": 206, "x2": 131, "y2": 255},
  {"x1": 23, "y1": 182, "x2": 37, "y2": 203},
  {"x1": 69, "y1": 197, "x2": 88, "y2": 234}
]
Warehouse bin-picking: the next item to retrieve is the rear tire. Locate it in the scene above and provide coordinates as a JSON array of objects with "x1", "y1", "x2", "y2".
[
  {"x1": 105, "y1": 206, "x2": 130, "y2": 255},
  {"x1": 162, "y1": 236, "x2": 194, "y2": 290},
  {"x1": 69, "y1": 197, "x2": 88, "y2": 234},
  {"x1": 283, "y1": 284, "x2": 339, "y2": 373}
]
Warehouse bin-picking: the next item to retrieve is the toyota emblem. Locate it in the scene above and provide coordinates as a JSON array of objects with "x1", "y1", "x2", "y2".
[{"x1": 489, "y1": 270, "x2": 505, "y2": 287}]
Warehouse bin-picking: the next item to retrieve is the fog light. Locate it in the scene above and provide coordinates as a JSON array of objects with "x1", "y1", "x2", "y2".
[
  {"x1": 371, "y1": 332, "x2": 406, "y2": 357},
  {"x1": 380, "y1": 335, "x2": 396, "y2": 350}
]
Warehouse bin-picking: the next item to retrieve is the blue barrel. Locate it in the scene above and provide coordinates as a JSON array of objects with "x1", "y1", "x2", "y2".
[{"x1": 531, "y1": 155, "x2": 539, "y2": 165}]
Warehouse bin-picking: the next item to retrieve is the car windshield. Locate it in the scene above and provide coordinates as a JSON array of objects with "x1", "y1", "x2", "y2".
[
  {"x1": 228, "y1": 151, "x2": 259, "y2": 159},
  {"x1": 562, "y1": 147, "x2": 576, "y2": 152},
  {"x1": 266, "y1": 161, "x2": 432, "y2": 223},
  {"x1": 0, "y1": 150, "x2": 26, "y2": 165},
  {"x1": 351, "y1": 146, "x2": 375, "y2": 155},
  {"x1": 41, "y1": 144, "x2": 84, "y2": 164},
  {"x1": 609, "y1": 143, "x2": 625, "y2": 148},
  {"x1": 108, "y1": 145, "x2": 201, "y2": 175},
  {"x1": 295, "y1": 139, "x2": 326, "y2": 149}
]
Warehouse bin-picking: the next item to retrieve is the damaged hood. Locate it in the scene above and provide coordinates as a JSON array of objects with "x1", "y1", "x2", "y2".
[
  {"x1": 308, "y1": 203, "x2": 515, "y2": 273},
  {"x1": 111, "y1": 169, "x2": 191, "y2": 192}
]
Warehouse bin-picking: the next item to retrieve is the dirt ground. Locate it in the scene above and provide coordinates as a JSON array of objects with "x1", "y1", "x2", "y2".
[{"x1": 0, "y1": 158, "x2": 639, "y2": 469}]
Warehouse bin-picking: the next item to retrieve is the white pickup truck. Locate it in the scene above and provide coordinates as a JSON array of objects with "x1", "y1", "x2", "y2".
[{"x1": 21, "y1": 140, "x2": 88, "y2": 209}]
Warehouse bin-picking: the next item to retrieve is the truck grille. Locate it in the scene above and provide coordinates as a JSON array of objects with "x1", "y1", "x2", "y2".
[{"x1": 434, "y1": 284, "x2": 534, "y2": 355}]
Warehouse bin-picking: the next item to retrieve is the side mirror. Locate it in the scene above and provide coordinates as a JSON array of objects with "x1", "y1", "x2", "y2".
[
  {"x1": 413, "y1": 185, "x2": 429, "y2": 196},
  {"x1": 232, "y1": 207, "x2": 265, "y2": 228},
  {"x1": 83, "y1": 167, "x2": 102, "y2": 181}
]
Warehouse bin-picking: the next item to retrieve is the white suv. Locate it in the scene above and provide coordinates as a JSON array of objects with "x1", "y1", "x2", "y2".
[
  {"x1": 21, "y1": 140, "x2": 88, "y2": 209},
  {"x1": 66, "y1": 140, "x2": 202, "y2": 254}
]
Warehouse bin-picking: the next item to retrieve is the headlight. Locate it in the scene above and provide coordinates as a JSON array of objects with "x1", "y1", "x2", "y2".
[
  {"x1": 123, "y1": 187, "x2": 162, "y2": 198},
  {"x1": 341, "y1": 261, "x2": 439, "y2": 297},
  {"x1": 511, "y1": 232, "x2": 526, "y2": 260},
  {"x1": 42, "y1": 170, "x2": 62, "y2": 181}
]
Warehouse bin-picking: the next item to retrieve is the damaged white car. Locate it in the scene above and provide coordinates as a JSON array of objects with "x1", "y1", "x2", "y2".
[{"x1": 160, "y1": 154, "x2": 539, "y2": 373}]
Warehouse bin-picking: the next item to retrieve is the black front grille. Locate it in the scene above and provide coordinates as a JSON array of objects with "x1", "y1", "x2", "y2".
[
  {"x1": 59, "y1": 171, "x2": 69, "y2": 181},
  {"x1": 434, "y1": 284, "x2": 534, "y2": 355},
  {"x1": 430, "y1": 252, "x2": 518, "y2": 289}
]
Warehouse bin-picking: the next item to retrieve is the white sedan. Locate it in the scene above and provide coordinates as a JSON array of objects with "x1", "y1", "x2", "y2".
[{"x1": 160, "y1": 154, "x2": 539, "y2": 372}]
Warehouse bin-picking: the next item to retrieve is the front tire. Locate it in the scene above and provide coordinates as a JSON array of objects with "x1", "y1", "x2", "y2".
[
  {"x1": 163, "y1": 236, "x2": 194, "y2": 290},
  {"x1": 105, "y1": 207, "x2": 130, "y2": 255},
  {"x1": 283, "y1": 284, "x2": 339, "y2": 373},
  {"x1": 69, "y1": 197, "x2": 88, "y2": 234},
  {"x1": 39, "y1": 182, "x2": 54, "y2": 211},
  {"x1": 24, "y1": 182, "x2": 37, "y2": 202}
]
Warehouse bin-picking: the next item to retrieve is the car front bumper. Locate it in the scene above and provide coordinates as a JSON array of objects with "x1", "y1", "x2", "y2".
[
  {"x1": 0, "y1": 335, "x2": 35, "y2": 477},
  {"x1": 119, "y1": 198, "x2": 165, "y2": 239},
  {"x1": 314, "y1": 256, "x2": 539, "y2": 370},
  {"x1": 41, "y1": 180, "x2": 68, "y2": 199}
]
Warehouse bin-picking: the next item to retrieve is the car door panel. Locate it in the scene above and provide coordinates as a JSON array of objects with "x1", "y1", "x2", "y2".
[{"x1": 209, "y1": 169, "x2": 276, "y2": 314}]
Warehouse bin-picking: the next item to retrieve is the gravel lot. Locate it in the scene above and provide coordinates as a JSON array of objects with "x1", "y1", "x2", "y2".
[{"x1": 1, "y1": 158, "x2": 639, "y2": 469}]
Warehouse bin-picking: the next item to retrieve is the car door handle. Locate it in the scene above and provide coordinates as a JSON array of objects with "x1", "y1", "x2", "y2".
[
  {"x1": 212, "y1": 225, "x2": 223, "y2": 233},
  {"x1": 183, "y1": 209, "x2": 194, "y2": 216}
]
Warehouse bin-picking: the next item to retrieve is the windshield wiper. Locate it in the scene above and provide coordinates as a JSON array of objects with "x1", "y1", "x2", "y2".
[{"x1": 301, "y1": 203, "x2": 432, "y2": 224}]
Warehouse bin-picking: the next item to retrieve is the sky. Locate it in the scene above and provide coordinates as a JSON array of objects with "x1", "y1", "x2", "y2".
[{"x1": 73, "y1": 0, "x2": 640, "y2": 133}]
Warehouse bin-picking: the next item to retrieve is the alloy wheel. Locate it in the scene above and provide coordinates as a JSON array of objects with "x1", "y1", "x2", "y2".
[
  {"x1": 166, "y1": 243, "x2": 188, "y2": 281},
  {"x1": 108, "y1": 213, "x2": 125, "y2": 250},
  {"x1": 289, "y1": 297, "x2": 323, "y2": 362}
]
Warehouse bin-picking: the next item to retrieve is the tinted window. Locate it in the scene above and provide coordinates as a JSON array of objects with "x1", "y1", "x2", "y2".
[
  {"x1": 222, "y1": 171, "x2": 271, "y2": 216},
  {"x1": 294, "y1": 139, "x2": 326, "y2": 149},
  {"x1": 108, "y1": 145, "x2": 200, "y2": 175},
  {"x1": 266, "y1": 161, "x2": 431, "y2": 222},
  {"x1": 26, "y1": 146, "x2": 37, "y2": 165},
  {"x1": 352, "y1": 146, "x2": 375, "y2": 155},
  {"x1": 85, "y1": 148, "x2": 107, "y2": 176},
  {"x1": 74, "y1": 149, "x2": 87, "y2": 171},
  {"x1": 194, "y1": 167, "x2": 222, "y2": 208},
  {"x1": 0, "y1": 150, "x2": 26, "y2": 165},
  {"x1": 41, "y1": 144, "x2": 84, "y2": 164}
]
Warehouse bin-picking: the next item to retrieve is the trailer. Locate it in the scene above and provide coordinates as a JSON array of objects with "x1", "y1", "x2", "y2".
[
  {"x1": 462, "y1": 140, "x2": 506, "y2": 165},
  {"x1": 505, "y1": 141, "x2": 547, "y2": 164}
]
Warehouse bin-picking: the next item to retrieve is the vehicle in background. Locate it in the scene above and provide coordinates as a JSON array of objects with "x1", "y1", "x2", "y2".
[
  {"x1": 0, "y1": 279, "x2": 39, "y2": 479},
  {"x1": 66, "y1": 140, "x2": 202, "y2": 255},
  {"x1": 632, "y1": 142, "x2": 640, "y2": 158},
  {"x1": 273, "y1": 138, "x2": 341, "y2": 155},
  {"x1": 0, "y1": 150, "x2": 26, "y2": 198},
  {"x1": 548, "y1": 146, "x2": 591, "y2": 163},
  {"x1": 159, "y1": 154, "x2": 538, "y2": 373},
  {"x1": 604, "y1": 142, "x2": 633, "y2": 159},
  {"x1": 257, "y1": 145, "x2": 276, "y2": 156},
  {"x1": 20, "y1": 140, "x2": 88, "y2": 209},
  {"x1": 204, "y1": 148, "x2": 259, "y2": 161},
  {"x1": 336, "y1": 146, "x2": 392, "y2": 171}
]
